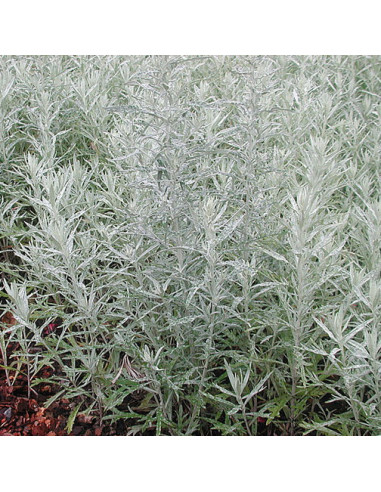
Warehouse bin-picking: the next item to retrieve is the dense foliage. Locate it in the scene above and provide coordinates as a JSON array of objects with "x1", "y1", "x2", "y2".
[{"x1": 1, "y1": 55, "x2": 380, "y2": 435}]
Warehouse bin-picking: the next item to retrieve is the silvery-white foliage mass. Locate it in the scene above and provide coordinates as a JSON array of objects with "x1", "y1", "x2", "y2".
[{"x1": 0, "y1": 55, "x2": 380, "y2": 435}]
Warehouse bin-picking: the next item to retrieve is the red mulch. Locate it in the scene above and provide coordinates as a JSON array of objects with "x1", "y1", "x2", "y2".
[
  {"x1": 0, "y1": 348, "x2": 105, "y2": 436},
  {"x1": 0, "y1": 311, "x2": 107, "y2": 436}
]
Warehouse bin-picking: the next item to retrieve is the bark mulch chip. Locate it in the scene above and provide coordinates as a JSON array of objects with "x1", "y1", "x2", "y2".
[{"x1": 0, "y1": 339, "x2": 106, "y2": 436}]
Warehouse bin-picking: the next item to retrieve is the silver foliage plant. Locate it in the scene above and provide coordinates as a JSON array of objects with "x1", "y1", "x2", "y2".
[{"x1": 0, "y1": 55, "x2": 380, "y2": 435}]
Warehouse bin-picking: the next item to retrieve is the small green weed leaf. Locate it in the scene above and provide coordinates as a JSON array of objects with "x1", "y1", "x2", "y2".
[{"x1": 66, "y1": 403, "x2": 82, "y2": 434}]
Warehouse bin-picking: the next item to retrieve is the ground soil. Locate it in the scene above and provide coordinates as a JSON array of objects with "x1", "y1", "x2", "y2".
[
  {"x1": 0, "y1": 311, "x2": 130, "y2": 436},
  {"x1": 0, "y1": 343, "x2": 103, "y2": 436}
]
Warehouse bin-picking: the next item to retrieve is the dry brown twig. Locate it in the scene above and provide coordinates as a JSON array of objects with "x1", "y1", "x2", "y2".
[{"x1": 112, "y1": 354, "x2": 148, "y2": 384}]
